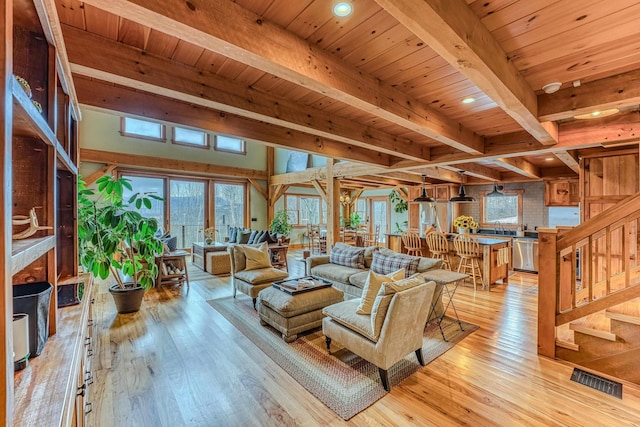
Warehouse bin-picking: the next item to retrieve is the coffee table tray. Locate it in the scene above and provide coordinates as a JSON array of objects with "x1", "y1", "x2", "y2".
[{"x1": 272, "y1": 276, "x2": 332, "y2": 295}]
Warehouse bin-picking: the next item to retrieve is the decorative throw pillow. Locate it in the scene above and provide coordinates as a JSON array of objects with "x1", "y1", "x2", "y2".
[
  {"x1": 237, "y1": 229, "x2": 252, "y2": 244},
  {"x1": 266, "y1": 231, "x2": 279, "y2": 244},
  {"x1": 329, "y1": 245, "x2": 366, "y2": 269},
  {"x1": 164, "y1": 236, "x2": 177, "y2": 251},
  {"x1": 247, "y1": 230, "x2": 259, "y2": 244},
  {"x1": 370, "y1": 251, "x2": 420, "y2": 277},
  {"x1": 242, "y1": 242, "x2": 272, "y2": 271},
  {"x1": 255, "y1": 230, "x2": 269, "y2": 244},
  {"x1": 370, "y1": 275, "x2": 425, "y2": 336},
  {"x1": 356, "y1": 268, "x2": 405, "y2": 315},
  {"x1": 228, "y1": 227, "x2": 237, "y2": 243}
]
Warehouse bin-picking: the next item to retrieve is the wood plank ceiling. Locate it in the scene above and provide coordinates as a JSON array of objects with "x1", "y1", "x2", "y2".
[{"x1": 54, "y1": 0, "x2": 640, "y2": 186}]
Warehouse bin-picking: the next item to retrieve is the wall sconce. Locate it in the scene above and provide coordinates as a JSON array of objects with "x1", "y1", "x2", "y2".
[{"x1": 340, "y1": 191, "x2": 351, "y2": 206}]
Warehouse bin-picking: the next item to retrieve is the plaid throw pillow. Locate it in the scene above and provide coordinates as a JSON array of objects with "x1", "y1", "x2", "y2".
[
  {"x1": 329, "y1": 246, "x2": 366, "y2": 269},
  {"x1": 370, "y1": 251, "x2": 420, "y2": 277}
]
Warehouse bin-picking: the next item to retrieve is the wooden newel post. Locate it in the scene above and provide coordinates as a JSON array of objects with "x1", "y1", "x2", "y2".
[{"x1": 537, "y1": 228, "x2": 559, "y2": 358}]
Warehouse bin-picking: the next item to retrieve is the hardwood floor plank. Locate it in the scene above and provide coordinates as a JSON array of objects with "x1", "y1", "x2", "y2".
[{"x1": 85, "y1": 254, "x2": 640, "y2": 426}]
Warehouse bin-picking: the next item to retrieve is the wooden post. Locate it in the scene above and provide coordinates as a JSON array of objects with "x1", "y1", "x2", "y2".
[
  {"x1": 266, "y1": 147, "x2": 274, "y2": 224},
  {"x1": 326, "y1": 160, "x2": 340, "y2": 252},
  {"x1": 537, "y1": 228, "x2": 559, "y2": 358}
]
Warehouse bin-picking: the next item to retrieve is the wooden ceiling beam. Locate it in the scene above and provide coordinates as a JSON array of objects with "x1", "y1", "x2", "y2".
[
  {"x1": 75, "y1": 76, "x2": 392, "y2": 167},
  {"x1": 271, "y1": 112, "x2": 640, "y2": 185},
  {"x1": 538, "y1": 69, "x2": 640, "y2": 122},
  {"x1": 81, "y1": 149, "x2": 268, "y2": 180},
  {"x1": 63, "y1": 26, "x2": 431, "y2": 163},
  {"x1": 79, "y1": 0, "x2": 484, "y2": 155},
  {"x1": 311, "y1": 180, "x2": 327, "y2": 202},
  {"x1": 374, "y1": 171, "x2": 424, "y2": 184},
  {"x1": 248, "y1": 179, "x2": 268, "y2": 200},
  {"x1": 408, "y1": 167, "x2": 464, "y2": 183},
  {"x1": 82, "y1": 163, "x2": 117, "y2": 185},
  {"x1": 444, "y1": 163, "x2": 501, "y2": 182},
  {"x1": 554, "y1": 151, "x2": 580, "y2": 174},
  {"x1": 495, "y1": 158, "x2": 541, "y2": 179},
  {"x1": 375, "y1": 0, "x2": 557, "y2": 145}
]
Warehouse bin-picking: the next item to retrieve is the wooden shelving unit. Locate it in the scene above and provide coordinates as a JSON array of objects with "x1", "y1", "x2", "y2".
[{"x1": 3, "y1": 0, "x2": 85, "y2": 425}]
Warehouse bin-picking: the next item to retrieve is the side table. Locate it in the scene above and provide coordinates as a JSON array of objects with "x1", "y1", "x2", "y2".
[
  {"x1": 192, "y1": 241, "x2": 227, "y2": 273},
  {"x1": 269, "y1": 244, "x2": 289, "y2": 271},
  {"x1": 155, "y1": 250, "x2": 190, "y2": 288},
  {"x1": 422, "y1": 269, "x2": 467, "y2": 341}
]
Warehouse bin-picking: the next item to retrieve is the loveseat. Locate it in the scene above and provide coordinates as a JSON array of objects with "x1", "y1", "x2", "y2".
[{"x1": 306, "y1": 244, "x2": 444, "y2": 318}]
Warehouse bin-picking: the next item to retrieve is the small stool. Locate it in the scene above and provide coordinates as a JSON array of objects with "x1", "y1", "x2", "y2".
[
  {"x1": 258, "y1": 286, "x2": 344, "y2": 342},
  {"x1": 206, "y1": 251, "x2": 231, "y2": 275}
]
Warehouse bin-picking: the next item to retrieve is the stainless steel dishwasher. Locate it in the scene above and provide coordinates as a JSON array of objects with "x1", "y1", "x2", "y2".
[{"x1": 512, "y1": 238, "x2": 539, "y2": 273}]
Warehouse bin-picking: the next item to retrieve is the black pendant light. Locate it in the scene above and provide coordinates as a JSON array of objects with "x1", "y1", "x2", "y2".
[
  {"x1": 486, "y1": 183, "x2": 504, "y2": 197},
  {"x1": 449, "y1": 185, "x2": 475, "y2": 202},
  {"x1": 413, "y1": 175, "x2": 435, "y2": 203},
  {"x1": 450, "y1": 171, "x2": 475, "y2": 202}
]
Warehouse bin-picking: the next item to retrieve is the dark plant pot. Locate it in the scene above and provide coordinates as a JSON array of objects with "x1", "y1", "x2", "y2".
[{"x1": 108, "y1": 283, "x2": 145, "y2": 314}]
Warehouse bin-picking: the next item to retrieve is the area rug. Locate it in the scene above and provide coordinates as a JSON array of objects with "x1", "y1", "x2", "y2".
[{"x1": 208, "y1": 295, "x2": 478, "y2": 420}]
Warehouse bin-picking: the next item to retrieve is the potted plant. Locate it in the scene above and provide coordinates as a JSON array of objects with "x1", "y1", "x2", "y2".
[
  {"x1": 269, "y1": 209, "x2": 293, "y2": 243},
  {"x1": 78, "y1": 175, "x2": 165, "y2": 313}
]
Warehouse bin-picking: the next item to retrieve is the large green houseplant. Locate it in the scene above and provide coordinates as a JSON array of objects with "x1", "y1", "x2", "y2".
[
  {"x1": 269, "y1": 209, "x2": 293, "y2": 237},
  {"x1": 78, "y1": 175, "x2": 164, "y2": 313}
]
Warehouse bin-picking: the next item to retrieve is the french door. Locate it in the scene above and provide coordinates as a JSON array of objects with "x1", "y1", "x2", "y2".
[{"x1": 214, "y1": 182, "x2": 246, "y2": 241}]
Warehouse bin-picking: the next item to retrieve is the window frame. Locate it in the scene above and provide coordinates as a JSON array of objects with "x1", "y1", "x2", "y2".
[
  {"x1": 479, "y1": 189, "x2": 524, "y2": 228},
  {"x1": 214, "y1": 134, "x2": 246, "y2": 155},
  {"x1": 171, "y1": 126, "x2": 210, "y2": 149},
  {"x1": 284, "y1": 193, "x2": 327, "y2": 227},
  {"x1": 120, "y1": 116, "x2": 166, "y2": 142}
]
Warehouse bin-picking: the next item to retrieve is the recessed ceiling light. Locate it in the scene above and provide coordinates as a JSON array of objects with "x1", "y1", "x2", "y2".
[
  {"x1": 574, "y1": 108, "x2": 620, "y2": 120},
  {"x1": 333, "y1": 2, "x2": 353, "y2": 17},
  {"x1": 545, "y1": 157, "x2": 554, "y2": 161},
  {"x1": 462, "y1": 97, "x2": 475, "y2": 104},
  {"x1": 542, "y1": 82, "x2": 562, "y2": 94}
]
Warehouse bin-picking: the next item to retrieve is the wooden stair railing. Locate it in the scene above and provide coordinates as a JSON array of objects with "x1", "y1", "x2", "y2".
[{"x1": 538, "y1": 192, "x2": 640, "y2": 358}]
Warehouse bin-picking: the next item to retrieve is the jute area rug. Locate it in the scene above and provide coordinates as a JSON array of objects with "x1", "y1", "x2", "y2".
[{"x1": 208, "y1": 295, "x2": 478, "y2": 420}]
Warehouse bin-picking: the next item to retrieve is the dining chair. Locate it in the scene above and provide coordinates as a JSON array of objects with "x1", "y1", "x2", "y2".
[
  {"x1": 425, "y1": 231, "x2": 452, "y2": 270},
  {"x1": 453, "y1": 234, "x2": 484, "y2": 290},
  {"x1": 401, "y1": 230, "x2": 424, "y2": 256}
]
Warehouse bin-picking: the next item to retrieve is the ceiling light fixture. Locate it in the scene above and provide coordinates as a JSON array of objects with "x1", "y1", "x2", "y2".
[
  {"x1": 333, "y1": 2, "x2": 353, "y2": 17},
  {"x1": 450, "y1": 171, "x2": 475, "y2": 203},
  {"x1": 542, "y1": 82, "x2": 562, "y2": 94},
  {"x1": 486, "y1": 183, "x2": 504, "y2": 197},
  {"x1": 339, "y1": 190, "x2": 351, "y2": 206},
  {"x1": 545, "y1": 157, "x2": 554, "y2": 161},
  {"x1": 574, "y1": 108, "x2": 620, "y2": 120},
  {"x1": 462, "y1": 97, "x2": 475, "y2": 104},
  {"x1": 413, "y1": 175, "x2": 435, "y2": 203}
]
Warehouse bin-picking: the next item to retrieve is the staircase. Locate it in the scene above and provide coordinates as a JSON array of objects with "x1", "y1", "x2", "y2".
[{"x1": 538, "y1": 193, "x2": 640, "y2": 385}]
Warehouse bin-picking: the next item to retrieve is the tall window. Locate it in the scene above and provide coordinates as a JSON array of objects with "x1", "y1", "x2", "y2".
[
  {"x1": 285, "y1": 194, "x2": 326, "y2": 225},
  {"x1": 371, "y1": 198, "x2": 389, "y2": 242},
  {"x1": 122, "y1": 175, "x2": 165, "y2": 227},
  {"x1": 121, "y1": 117, "x2": 165, "y2": 141},
  {"x1": 169, "y1": 180, "x2": 205, "y2": 248},
  {"x1": 480, "y1": 190, "x2": 523, "y2": 226},
  {"x1": 214, "y1": 183, "x2": 245, "y2": 240}
]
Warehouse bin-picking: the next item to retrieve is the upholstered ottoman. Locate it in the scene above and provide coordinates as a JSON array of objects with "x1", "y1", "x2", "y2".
[
  {"x1": 258, "y1": 286, "x2": 344, "y2": 342},
  {"x1": 206, "y1": 251, "x2": 231, "y2": 275}
]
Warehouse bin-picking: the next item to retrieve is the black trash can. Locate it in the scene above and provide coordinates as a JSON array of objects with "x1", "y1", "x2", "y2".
[{"x1": 13, "y1": 282, "x2": 53, "y2": 357}]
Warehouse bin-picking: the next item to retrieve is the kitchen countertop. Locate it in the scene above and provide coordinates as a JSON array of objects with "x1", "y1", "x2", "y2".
[{"x1": 384, "y1": 232, "x2": 510, "y2": 245}]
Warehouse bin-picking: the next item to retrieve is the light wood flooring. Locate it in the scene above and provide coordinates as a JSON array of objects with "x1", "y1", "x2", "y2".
[{"x1": 87, "y1": 252, "x2": 640, "y2": 426}]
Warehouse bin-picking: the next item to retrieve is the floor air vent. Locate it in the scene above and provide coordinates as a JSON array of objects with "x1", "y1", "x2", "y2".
[{"x1": 570, "y1": 368, "x2": 622, "y2": 399}]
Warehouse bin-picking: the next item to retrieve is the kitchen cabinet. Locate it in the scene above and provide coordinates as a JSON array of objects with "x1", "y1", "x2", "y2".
[{"x1": 545, "y1": 179, "x2": 579, "y2": 206}]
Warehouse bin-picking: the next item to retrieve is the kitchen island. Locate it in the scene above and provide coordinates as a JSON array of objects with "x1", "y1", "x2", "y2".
[{"x1": 385, "y1": 233, "x2": 511, "y2": 289}]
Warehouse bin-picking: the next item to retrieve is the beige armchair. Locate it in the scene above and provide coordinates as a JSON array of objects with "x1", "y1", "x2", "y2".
[
  {"x1": 229, "y1": 244, "x2": 288, "y2": 309},
  {"x1": 322, "y1": 280, "x2": 437, "y2": 391}
]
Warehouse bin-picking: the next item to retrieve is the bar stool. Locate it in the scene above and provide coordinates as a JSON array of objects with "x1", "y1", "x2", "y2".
[
  {"x1": 453, "y1": 234, "x2": 484, "y2": 290},
  {"x1": 401, "y1": 230, "x2": 423, "y2": 256},
  {"x1": 425, "y1": 231, "x2": 452, "y2": 270}
]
